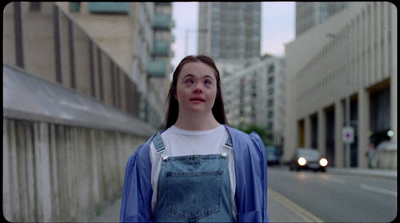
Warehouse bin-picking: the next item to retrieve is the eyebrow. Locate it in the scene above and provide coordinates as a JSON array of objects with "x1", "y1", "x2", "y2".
[{"x1": 182, "y1": 74, "x2": 215, "y2": 80}]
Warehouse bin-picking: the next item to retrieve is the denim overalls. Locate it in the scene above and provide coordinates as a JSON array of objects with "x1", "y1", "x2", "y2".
[{"x1": 152, "y1": 132, "x2": 235, "y2": 222}]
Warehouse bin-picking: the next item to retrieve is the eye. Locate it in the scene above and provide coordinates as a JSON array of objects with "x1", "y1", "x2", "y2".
[
  {"x1": 184, "y1": 78, "x2": 194, "y2": 85},
  {"x1": 204, "y1": 79, "x2": 213, "y2": 86}
]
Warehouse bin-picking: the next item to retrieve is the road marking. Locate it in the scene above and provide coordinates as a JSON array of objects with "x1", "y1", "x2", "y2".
[
  {"x1": 268, "y1": 188, "x2": 324, "y2": 223},
  {"x1": 359, "y1": 184, "x2": 397, "y2": 197},
  {"x1": 320, "y1": 175, "x2": 347, "y2": 185}
]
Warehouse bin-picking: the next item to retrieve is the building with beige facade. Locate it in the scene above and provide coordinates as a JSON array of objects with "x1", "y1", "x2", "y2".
[
  {"x1": 296, "y1": 2, "x2": 349, "y2": 37},
  {"x1": 284, "y1": 2, "x2": 397, "y2": 168},
  {"x1": 56, "y1": 2, "x2": 173, "y2": 127},
  {"x1": 222, "y1": 55, "x2": 285, "y2": 146},
  {"x1": 3, "y1": 2, "x2": 173, "y2": 128}
]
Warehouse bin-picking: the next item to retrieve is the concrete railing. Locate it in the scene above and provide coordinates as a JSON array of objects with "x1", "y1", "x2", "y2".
[
  {"x1": 3, "y1": 64, "x2": 156, "y2": 222},
  {"x1": 3, "y1": 119, "x2": 148, "y2": 222}
]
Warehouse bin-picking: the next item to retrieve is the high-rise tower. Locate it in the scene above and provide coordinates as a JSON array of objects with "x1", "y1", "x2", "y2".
[
  {"x1": 295, "y1": 2, "x2": 349, "y2": 37},
  {"x1": 197, "y1": 2, "x2": 261, "y2": 60}
]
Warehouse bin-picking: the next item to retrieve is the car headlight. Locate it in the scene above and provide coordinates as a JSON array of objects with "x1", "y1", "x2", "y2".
[
  {"x1": 319, "y1": 158, "x2": 328, "y2": 167},
  {"x1": 298, "y1": 157, "x2": 307, "y2": 166}
]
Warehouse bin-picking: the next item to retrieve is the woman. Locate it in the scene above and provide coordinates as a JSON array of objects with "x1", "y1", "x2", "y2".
[{"x1": 120, "y1": 55, "x2": 269, "y2": 222}]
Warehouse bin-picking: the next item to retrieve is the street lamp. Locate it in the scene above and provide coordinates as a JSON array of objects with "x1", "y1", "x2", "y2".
[
  {"x1": 326, "y1": 32, "x2": 352, "y2": 168},
  {"x1": 184, "y1": 28, "x2": 208, "y2": 56}
]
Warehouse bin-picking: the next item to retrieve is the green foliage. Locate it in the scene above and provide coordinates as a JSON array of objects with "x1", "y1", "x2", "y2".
[
  {"x1": 236, "y1": 124, "x2": 274, "y2": 146},
  {"x1": 95, "y1": 204, "x2": 102, "y2": 216}
]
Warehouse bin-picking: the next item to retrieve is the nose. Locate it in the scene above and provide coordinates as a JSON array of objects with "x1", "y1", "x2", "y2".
[{"x1": 193, "y1": 82, "x2": 204, "y2": 94}]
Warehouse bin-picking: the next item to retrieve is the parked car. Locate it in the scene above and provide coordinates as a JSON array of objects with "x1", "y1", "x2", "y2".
[
  {"x1": 266, "y1": 146, "x2": 281, "y2": 165},
  {"x1": 289, "y1": 148, "x2": 328, "y2": 172}
]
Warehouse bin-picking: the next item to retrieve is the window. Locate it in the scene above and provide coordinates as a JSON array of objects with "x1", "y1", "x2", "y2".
[
  {"x1": 267, "y1": 111, "x2": 273, "y2": 118},
  {"x1": 70, "y1": 2, "x2": 81, "y2": 12},
  {"x1": 268, "y1": 99, "x2": 274, "y2": 107},
  {"x1": 268, "y1": 64, "x2": 275, "y2": 73},
  {"x1": 268, "y1": 76, "x2": 274, "y2": 85},
  {"x1": 29, "y1": 2, "x2": 41, "y2": 12},
  {"x1": 88, "y1": 2, "x2": 130, "y2": 14}
]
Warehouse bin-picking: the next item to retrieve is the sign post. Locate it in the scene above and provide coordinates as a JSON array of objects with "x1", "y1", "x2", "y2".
[
  {"x1": 342, "y1": 126, "x2": 354, "y2": 144},
  {"x1": 342, "y1": 126, "x2": 354, "y2": 168}
]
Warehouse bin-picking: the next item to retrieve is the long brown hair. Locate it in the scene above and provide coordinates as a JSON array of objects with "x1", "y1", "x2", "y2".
[{"x1": 164, "y1": 55, "x2": 228, "y2": 129}]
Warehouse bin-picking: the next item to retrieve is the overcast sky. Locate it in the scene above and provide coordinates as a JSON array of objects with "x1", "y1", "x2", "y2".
[{"x1": 171, "y1": 2, "x2": 295, "y2": 67}]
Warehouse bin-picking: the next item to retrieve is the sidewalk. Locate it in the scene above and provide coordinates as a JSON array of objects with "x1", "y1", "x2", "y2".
[
  {"x1": 90, "y1": 167, "x2": 396, "y2": 222},
  {"x1": 89, "y1": 192, "x2": 311, "y2": 222},
  {"x1": 328, "y1": 167, "x2": 397, "y2": 180},
  {"x1": 88, "y1": 192, "x2": 310, "y2": 222},
  {"x1": 89, "y1": 198, "x2": 121, "y2": 222}
]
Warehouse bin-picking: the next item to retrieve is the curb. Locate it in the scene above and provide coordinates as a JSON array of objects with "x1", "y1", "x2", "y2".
[{"x1": 327, "y1": 167, "x2": 397, "y2": 180}]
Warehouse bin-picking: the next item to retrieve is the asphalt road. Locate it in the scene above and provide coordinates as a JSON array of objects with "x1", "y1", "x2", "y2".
[{"x1": 268, "y1": 166, "x2": 397, "y2": 222}]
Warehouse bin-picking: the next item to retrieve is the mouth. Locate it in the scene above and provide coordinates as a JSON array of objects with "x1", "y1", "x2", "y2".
[{"x1": 190, "y1": 97, "x2": 206, "y2": 103}]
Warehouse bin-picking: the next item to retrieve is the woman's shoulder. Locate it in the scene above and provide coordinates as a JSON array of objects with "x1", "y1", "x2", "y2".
[
  {"x1": 224, "y1": 125, "x2": 265, "y2": 154},
  {"x1": 127, "y1": 130, "x2": 164, "y2": 165},
  {"x1": 224, "y1": 125, "x2": 260, "y2": 142}
]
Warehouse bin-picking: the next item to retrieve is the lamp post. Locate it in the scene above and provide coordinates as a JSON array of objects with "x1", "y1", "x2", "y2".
[{"x1": 184, "y1": 28, "x2": 208, "y2": 56}]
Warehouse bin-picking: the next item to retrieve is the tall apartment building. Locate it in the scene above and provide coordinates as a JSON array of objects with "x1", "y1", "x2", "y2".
[
  {"x1": 222, "y1": 55, "x2": 285, "y2": 146},
  {"x1": 296, "y1": 2, "x2": 348, "y2": 37},
  {"x1": 197, "y1": 2, "x2": 261, "y2": 60},
  {"x1": 285, "y1": 2, "x2": 397, "y2": 168},
  {"x1": 3, "y1": 2, "x2": 174, "y2": 128},
  {"x1": 57, "y1": 2, "x2": 173, "y2": 128}
]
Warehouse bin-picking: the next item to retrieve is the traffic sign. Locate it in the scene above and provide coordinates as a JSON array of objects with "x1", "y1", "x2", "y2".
[{"x1": 342, "y1": 126, "x2": 354, "y2": 144}]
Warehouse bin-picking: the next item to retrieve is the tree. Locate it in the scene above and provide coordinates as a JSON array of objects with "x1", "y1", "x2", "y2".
[{"x1": 237, "y1": 124, "x2": 273, "y2": 146}]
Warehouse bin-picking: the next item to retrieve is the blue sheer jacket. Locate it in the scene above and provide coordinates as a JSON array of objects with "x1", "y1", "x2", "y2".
[{"x1": 119, "y1": 125, "x2": 270, "y2": 222}]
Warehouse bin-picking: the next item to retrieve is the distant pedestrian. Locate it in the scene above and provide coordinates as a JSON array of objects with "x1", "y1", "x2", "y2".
[{"x1": 120, "y1": 55, "x2": 270, "y2": 222}]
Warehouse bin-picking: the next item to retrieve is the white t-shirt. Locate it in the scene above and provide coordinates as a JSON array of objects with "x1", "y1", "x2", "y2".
[{"x1": 149, "y1": 125, "x2": 237, "y2": 218}]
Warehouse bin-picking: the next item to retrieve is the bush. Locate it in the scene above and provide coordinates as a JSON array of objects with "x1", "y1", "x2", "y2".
[{"x1": 236, "y1": 124, "x2": 273, "y2": 146}]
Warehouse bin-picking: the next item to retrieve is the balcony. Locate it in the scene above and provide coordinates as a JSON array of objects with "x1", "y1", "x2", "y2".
[
  {"x1": 153, "y1": 40, "x2": 170, "y2": 57},
  {"x1": 153, "y1": 13, "x2": 172, "y2": 30},
  {"x1": 147, "y1": 60, "x2": 166, "y2": 78},
  {"x1": 88, "y1": 2, "x2": 130, "y2": 14}
]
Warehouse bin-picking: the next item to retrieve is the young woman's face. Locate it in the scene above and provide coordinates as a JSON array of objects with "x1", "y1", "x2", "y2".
[{"x1": 176, "y1": 62, "x2": 217, "y2": 115}]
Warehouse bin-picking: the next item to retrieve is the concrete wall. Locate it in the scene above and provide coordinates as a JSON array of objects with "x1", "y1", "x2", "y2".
[{"x1": 3, "y1": 118, "x2": 147, "y2": 222}]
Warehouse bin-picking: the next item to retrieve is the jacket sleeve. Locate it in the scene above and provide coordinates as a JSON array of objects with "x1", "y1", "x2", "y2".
[
  {"x1": 233, "y1": 129, "x2": 270, "y2": 223},
  {"x1": 119, "y1": 143, "x2": 153, "y2": 222}
]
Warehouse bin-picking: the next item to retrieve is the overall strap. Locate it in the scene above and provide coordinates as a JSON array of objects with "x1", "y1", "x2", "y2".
[
  {"x1": 224, "y1": 134, "x2": 233, "y2": 150},
  {"x1": 153, "y1": 132, "x2": 166, "y2": 154}
]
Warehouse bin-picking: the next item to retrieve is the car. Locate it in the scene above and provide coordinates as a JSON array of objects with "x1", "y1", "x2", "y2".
[
  {"x1": 266, "y1": 146, "x2": 281, "y2": 165},
  {"x1": 289, "y1": 148, "x2": 328, "y2": 172}
]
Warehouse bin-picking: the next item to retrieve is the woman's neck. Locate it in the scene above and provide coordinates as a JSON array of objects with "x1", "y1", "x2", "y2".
[{"x1": 174, "y1": 111, "x2": 220, "y2": 131}]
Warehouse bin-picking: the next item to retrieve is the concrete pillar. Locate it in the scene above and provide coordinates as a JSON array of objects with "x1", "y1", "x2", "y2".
[
  {"x1": 49, "y1": 124, "x2": 60, "y2": 219},
  {"x1": 390, "y1": 2, "x2": 397, "y2": 142},
  {"x1": 283, "y1": 92, "x2": 297, "y2": 162},
  {"x1": 90, "y1": 129, "x2": 101, "y2": 206},
  {"x1": 335, "y1": 100, "x2": 344, "y2": 168},
  {"x1": 358, "y1": 88, "x2": 370, "y2": 168},
  {"x1": 34, "y1": 122, "x2": 53, "y2": 221},
  {"x1": 390, "y1": 73, "x2": 397, "y2": 142},
  {"x1": 5, "y1": 120, "x2": 22, "y2": 221},
  {"x1": 3, "y1": 119, "x2": 12, "y2": 221},
  {"x1": 318, "y1": 109, "x2": 327, "y2": 158},
  {"x1": 23, "y1": 121, "x2": 36, "y2": 221},
  {"x1": 304, "y1": 116, "x2": 311, "y2": 148}
]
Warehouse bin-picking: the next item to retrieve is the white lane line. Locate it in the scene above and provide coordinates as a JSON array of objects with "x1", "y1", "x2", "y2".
[
  {"x1": 359, "y1": 184, "x2": 397, "y2": 197},
  {"x1": 322, "y1": 176, "x2": 347, "y2": 185},
  {"x1": 268, "y1": 188, "x2": 324, "y2": 223}
]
